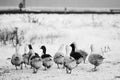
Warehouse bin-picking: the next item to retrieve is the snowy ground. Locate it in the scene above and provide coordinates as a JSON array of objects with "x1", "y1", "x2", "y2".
[{"x1": 0, "y1": 13, "x2": 120, "y2": 80}]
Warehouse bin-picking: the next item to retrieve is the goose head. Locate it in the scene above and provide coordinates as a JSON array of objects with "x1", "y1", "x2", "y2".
[
  {"x1": 40, "y1": 45, "x2": 46, "y2": 54},
  {"x1": 28, "y1": 44, "x2": 33, "y2": 50},
  {"x1": 70, "y1": 43, "x2": 76, "y2": 52}
]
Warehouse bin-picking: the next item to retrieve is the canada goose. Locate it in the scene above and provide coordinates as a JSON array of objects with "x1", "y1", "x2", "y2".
[
  {"x1": 74, "y1": 43, "x2": 88, "y2": 63},
  {"x1": 88, "y1": 44, "x2": 105, "y2": 71},
  {"x1": 27, "y1": 44, "x2": 39, "y2": 65},
  {"x1": 11, "y1": 45, "x2": 23, "y2": 70},
  {"x1": 70, "y1": 43, "x2": 83, "y2": 64},
  {"x1": 64, "y1": 45, "x2": 78, "y2": 74},
  {"x1": 30, "y1": 54, "x2": 42, "y2": 73},
  {"x1": 40, "y1": 45, "x2": 53, "y2": 70},
  {"x1": 54, "y1": 44, "x2": 65, "y2": 69},
  {"x1": 27, "y1": 44, "x2": 42, "y2": 73}
]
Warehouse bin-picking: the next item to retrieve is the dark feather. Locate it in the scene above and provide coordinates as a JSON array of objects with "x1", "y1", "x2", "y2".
[
  {"x1": 41, "y1": 54, "x2": 52, "y2": 59},
  {"x1": 70, "y1": 52, "x2": 83, "y2": 60},
  {"x1": 30, "y1": 53, "x2": 40, "y2": 60}
]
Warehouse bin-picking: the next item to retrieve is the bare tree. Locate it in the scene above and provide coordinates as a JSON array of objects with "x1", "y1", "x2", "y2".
[
  {"x1": 19, "y1": 2, "x2": 23, "y2": 11},
  {"x1": 64, "y1": 7, "x2": 67, "y2": 14}
]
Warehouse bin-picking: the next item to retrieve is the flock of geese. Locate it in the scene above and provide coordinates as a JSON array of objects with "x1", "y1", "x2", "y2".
[{"x1": 10, "y1": 42, "x2": 105, "y2": 74}]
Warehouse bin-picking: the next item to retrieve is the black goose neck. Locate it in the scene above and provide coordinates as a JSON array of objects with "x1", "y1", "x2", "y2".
[
  {"x1": 42, "y1": 47, "x2": 46, "y2": 54},
  {"x1": 71, "y1": 45, "x2": 75, "y2": 52},
  {"x1": 28, "y1": 44, "x2": 33, "y2": 50}
]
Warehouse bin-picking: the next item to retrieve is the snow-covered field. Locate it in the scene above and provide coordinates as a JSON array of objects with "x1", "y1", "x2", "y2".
[{"x1": 0, "y1": 13, "x2": 120, "y2": 80}]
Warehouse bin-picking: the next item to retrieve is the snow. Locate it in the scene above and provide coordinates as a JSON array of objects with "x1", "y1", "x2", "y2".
[{"x1": 0, "y1": 13, "x2": 120, "y2": 80}]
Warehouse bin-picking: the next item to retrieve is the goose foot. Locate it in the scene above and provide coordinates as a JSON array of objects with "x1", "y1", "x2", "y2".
[
  {"x1": 66, "y1": 68, "x2": 72, "y2": 74},
  {"x1": 33, "y1": 69, "x2": 37, "y2": 74},
  {"x1": 91, "y1": 66, "x2": 97, "y2": 72}
]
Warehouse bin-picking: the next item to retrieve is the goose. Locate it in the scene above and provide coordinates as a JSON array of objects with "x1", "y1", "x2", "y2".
[
  {"x1": 27, "y1": 44, "x2": 40, "y2": 65},
  {"x1": 11, "y1": 27, "x2": 23, "y2": 70},
  {"x1": 88, "y1": 44, "x2": 105, "y2": 71},
  {"x1": 27, "y1": 44, "x2": 42, "y2": 73},
  {"x1": 11, "y1": 45, "x2": 23, "y2": 70},
  {"x1": 64, "y1": 45, "x2": 78, "y2": 74},
  {"x1": 30, "y1": 55, "x2": 42, "y2": 73},
  {"x1": 70, "y1": 42, "x2": 83, "y2": 64},
  {"x1": 73, "y1": 43, "x2": 88, "y2": 63},
  {"x1": 53, "y1": 44, "x2": 65, "y2": 69},
  {"x1": 22, "y1": 45, "x2": 29, "y2": 68},
  {"x1": 40, "y1": 45, "x2": 53, "y2": 70}
]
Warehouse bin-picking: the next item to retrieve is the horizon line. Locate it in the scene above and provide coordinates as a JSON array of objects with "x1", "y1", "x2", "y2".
[{"x1": 0, "y1": 6, "x2": 120, "y2": 9}]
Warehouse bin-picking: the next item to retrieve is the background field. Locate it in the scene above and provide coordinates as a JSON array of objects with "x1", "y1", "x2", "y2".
[{"x1": 0, "y1": 13, "x2": 120, "y2": 80}]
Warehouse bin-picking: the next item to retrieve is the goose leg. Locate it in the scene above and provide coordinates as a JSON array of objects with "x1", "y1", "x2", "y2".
[
  {"x1": 69, "y1": 70, "x2": 72, "y2": 74},
  {"x1": 33, "y1": 68, "x2": 37, "y2": 73},
  {"x1": 67, "y1": 69, "x2": 72, "y2": 74},
  {"x1": 15, "y1": 66, "x2": 18, "y2": 70},
  {"x1": 57, "y1": 64, "x2": 60, "y2": 69},
  {"x1": 36, "y1": 69, "x2": 38, "y2": 73},
  {"x1": 20, "y1": 64, "x2": 23, "y2": 70},
  {"x1": 63, "y1": 65, "x2": 65, "y2": 69},
  {"x1": 92, "y1": 66, "x2": 97, "y2": 71},
  {"x1": 66, "y1": 68, "x2": 71, "y2": 74},
  {"x1": 66, "y1": 68, "x2": 69, "y2": 73},
  {"x1": 44, "y1": 67, "x2": 47, "y2": 70},
  {"x1": 30, "y1": 66, "x2": 33, "y2": 69},
  {"x1": 94, "y1": 66, "x2": 97, "y2": 71},
  {"x1": 83, "y1": 58, "x2": 86, "y2": 63},
  {"x1": 25, "y1": 64, "x2": 28, "y2": 68}
]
